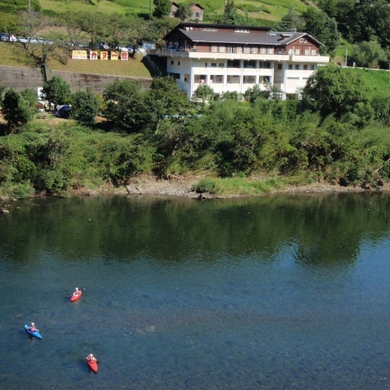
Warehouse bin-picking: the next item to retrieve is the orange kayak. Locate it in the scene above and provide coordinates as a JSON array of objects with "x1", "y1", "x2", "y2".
[
  {"x1": 70, "y1": 291, "x2": 82, "y2": 302},
  {"x1": 86, "y1": 357, "x2": 98, "y2": 373}
]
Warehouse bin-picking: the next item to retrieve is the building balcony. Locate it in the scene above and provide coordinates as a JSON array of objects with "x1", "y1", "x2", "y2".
[{"x1": 150, "y1": 49, "x2": 329, "y2": 64}]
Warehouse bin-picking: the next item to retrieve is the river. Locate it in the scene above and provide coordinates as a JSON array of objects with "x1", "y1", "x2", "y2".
[{"x1": 1, "y1": 193, "x2": 390, "y2": 389}]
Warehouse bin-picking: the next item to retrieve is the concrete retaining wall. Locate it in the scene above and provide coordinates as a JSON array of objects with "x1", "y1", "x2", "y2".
[{"x1": 0, "y1": 65, "x2": 153, "y2": 94}]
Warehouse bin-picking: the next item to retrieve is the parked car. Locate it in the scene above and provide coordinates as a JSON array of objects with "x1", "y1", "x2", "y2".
[
  {"x1": 0, "y1": 32, "x2": 9, "y2": 42},
  {"x1": 98, "y1": 42, "x2": 110, "y2": 50},
  {"x1": 17, "y1": 36, "x2": 28, "y2": 43},
  {"x1": 28, "y1": 37, "x2": 38, "y2": 44}
]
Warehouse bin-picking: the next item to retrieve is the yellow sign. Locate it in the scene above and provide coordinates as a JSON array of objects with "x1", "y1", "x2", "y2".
[
  {"x1": 111, "y1": 52, "x2": 118, "y2": 60},
  {"x1": 90, "y1": 51, "x2": 98, "y2": 60},
  {"x1": 72, "y1": 50, "x2": 88, "y2": 60},
  {"x1": 100, "y1": 51, "x2": 109, "y2": 60}
]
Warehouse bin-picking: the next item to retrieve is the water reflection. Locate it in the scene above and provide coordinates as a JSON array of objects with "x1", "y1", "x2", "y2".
[
  {"x1": 1, "y1": 193, "x2": 390, "y2": 389},
  {"x1": 1, "y1": 192, "x2": 390, "y2": 268}
]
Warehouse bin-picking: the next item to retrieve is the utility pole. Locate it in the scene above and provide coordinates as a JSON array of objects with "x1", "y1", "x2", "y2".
[
  {"x1": 344, "y1": 46, "x2": 348, "y2": 67},
  {"x1": 149, "y1": 0, "x2": 152, "y2": 20},
  {"x1": 28, "y1": 0, "x2": 31, "y2": 12}
]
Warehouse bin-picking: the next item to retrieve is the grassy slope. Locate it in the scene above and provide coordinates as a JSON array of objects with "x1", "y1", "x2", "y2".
[
  {"x1": 31, "y1": 0, "x2": 309, "y2": 24},
  {"x1": 0, "y1": 42, "x2": 153, "y2": 77}
]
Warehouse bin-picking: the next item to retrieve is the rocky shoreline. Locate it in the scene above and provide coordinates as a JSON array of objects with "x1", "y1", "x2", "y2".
[
  {"x1": 1, "y1": 177, "x2": 389, "y2": 213},
  {"x1": 78, "y1": 176, "x2": 390, "y2": 199}
]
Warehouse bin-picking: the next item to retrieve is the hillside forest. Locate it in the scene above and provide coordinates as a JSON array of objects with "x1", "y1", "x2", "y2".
[{"x1": 2, "y1": 1, "x2": 390, "y2": 198}]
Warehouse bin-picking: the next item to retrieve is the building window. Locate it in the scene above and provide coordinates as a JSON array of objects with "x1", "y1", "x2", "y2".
[
  {"x1": 227, "y1": 47, "x2": 234, "y2": 53},
  {"x1": 305, "y1": 49, "x2": 310, "y2": 55},
  {"x1": 267, "y1": 48, "x2": 274, "y2": 54},
  {"x1": 227, "y1": 60, "x2": 240, "y2": 68},
  {"x1": 295, "y1": 64, "x2": 299, "y2": 70},
  {"x1": 227, "y1": 75, "x2": 240, "y2": 84},
  {"x1": 170, "y1": 60, "x2": 174, "y2": 65},
  {"x1": 311, "y1": 65, "x2": 315, "y2": 70},
  {"x1": 205, "y1": 62, "x2": 208, "y2": 67},
  {"x1": 244, "y1": 60, "x2": 256, "y2": 68},
  {"x1": 244, "y1": 47, "x2": 250, "y2": 54},
  {"x1": 210, "y1": 75, "x2": 223, "y2": 84},
  {"x1": 243, "y1": 76, "x2": 256, "y2": 84},
  {"x1": 295, "y1": 49, "x2": 300, "y2": 55},
  {"x1": 252, "y1": 47, "x2": 258, "y2": 54},
  {"x1": 211, "y1": 46, "x2": 217, "y2": 53},
  {"x1": 218, "y1": 63, "x2": 225, "y2": 68},
  {"x1": 194, "y1": 75, "x2": 207, "y2": 83},
  {"x1": 220, "y1": 46, "x2": 226, "y2": 53},
  {"x1": 288, "y1": 64, "x2": 293, "y2": 70},
  {"x1": 277, "y1": 64, "x2": 282, "y2": 70},
  {"x1": 184, "y1": 74, "x2": 189, "y2": 82},
  {"x1": 263, "y1": 76, "x2": 270, "y2": 83},
  {"x1": 211, "y1": 63, "x2": 217, "y2": 67},
  {"x1": 236, "y1": 47, "x2": 242, "y2": 54},
  {"x1": 303, "y1": 65, "x2": 308, "y2": 70},
  {"x1": 311, "y1": 49, "x2": 317, "y2": 55},
  {"x1": 260, "y1": 47, "x2": 266, "y2": 54},
  {"x1": 178, "y1": 61, "x2": 181, "y2": 66}
]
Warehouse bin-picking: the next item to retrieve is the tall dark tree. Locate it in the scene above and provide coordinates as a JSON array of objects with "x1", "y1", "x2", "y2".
[
  {"x1": 1, "y1": 89, "x2": 34, "y2": 130},
  {"x1": 223, "y1": 0, "x2": 247, "y2": 25},
  {"x1": 303, "y1": 8, "x2": 341, "y2": 54},
  {"x1": 274, "y1": 6, "x2": 304, "y2": 32},
  {"x1": 153, "y1": 0, "x2": 171, "y2": 19},
  {"x1": 175, "y1": 4, "x2": 190, "y2": 22}
]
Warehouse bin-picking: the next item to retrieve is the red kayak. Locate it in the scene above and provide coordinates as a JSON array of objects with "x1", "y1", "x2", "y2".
[
  {"x1": 86, "y1": 356, "x2": 99, "y2": 373},
  {"x1": 70, "y1": 290, "x2": 82, "y2": 302}
]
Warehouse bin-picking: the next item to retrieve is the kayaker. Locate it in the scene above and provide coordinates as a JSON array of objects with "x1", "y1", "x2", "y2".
[
  {"x1": 73, "y1": 287, "x2": 80, "y2": 296},
  {"x1": 86, "y1": 353, "x2": 97, "y2": 362},
  {"x1": 29, "y1": 322, "x2": 38, "y2": 332}
]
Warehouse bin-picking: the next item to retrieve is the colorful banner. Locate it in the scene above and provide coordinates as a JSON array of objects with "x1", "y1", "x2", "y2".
[
  {"x1": 120, "y1": 52, "x2": 128, "y2": 61},
  {"x1": 90, "y1": 51, "x2": 98, "y2": 60},
  {"x1": 72, "y1": 50, "x2": 88, "y2": 60},
  {"x1": 100, "y1": 51, "x2": 108, "y2": 60},
  {"x1": 111, "y1": 52, "x2": 119, "y2": 60}
]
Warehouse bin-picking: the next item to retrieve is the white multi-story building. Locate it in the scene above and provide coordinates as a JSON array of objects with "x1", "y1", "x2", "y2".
[{"x1": 151, "y1": 22, "x2": 330, "y2": 100}]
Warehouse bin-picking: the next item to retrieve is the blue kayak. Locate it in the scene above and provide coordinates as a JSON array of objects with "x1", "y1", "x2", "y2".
[{"x1": 24, "y1": 325, "x2": 42, "y2": 339}]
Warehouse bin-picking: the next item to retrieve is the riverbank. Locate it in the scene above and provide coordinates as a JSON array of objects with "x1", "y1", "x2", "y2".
[
  {"x1": 69, "y1": 175, "x2": 389, "y2": 199},
  {"x1": 1, "y1": 176, "x2": 387, "y2": 213}
]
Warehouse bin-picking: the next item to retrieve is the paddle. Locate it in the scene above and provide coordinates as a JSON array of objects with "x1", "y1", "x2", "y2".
[{"x1": 66, "y1": 287, "x2": 86, "y2": 298}]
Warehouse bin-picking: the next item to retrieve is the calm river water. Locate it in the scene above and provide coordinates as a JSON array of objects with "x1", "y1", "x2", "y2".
[{"x1": 1, "y1": 193, "x2": 390, "y2": 389}]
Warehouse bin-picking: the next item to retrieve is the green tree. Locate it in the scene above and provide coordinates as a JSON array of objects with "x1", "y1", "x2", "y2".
[
  {"x1": 103, "y1": 79, "x2": 148, "y2": 133},
  {"x1": 143, "y1": 76, "x2": 193, "y2": 134},
  {"x1": 192, "y1": 84, "x2": 214, "y2": 105},
  {"x1": 1, "y1": 89, "x2": 34, "y2": 130},
  {"x1": 274, "y1": 6, "x2": 304, "y2": 32},
  {"x1": 351, "y1": 40, "x2": 386, "y2": 68},
  {"x1": 42, "y1": 76, "x2": 72, "y2": 107},
  {"x1": 223, "y1": 0, "x2": 247, "y2": 25},
  {"x1": 18, "y1": 11, "x2": 57, "y2": 65},
  {"x1": 302, "y1": 65, "x2": 373, "y2": 125},
  {"x1": 318, "y1": 0, "x2": 338, "y2": 18},
  {"x1": 302, "y1": 8, "x2": 341, "y2": 54},
  {"x1": 153, "y1": 0, "x2": 171, "y2": 19},
  {"x1": 175, "y1": 4, "x2": 190, "y2": 21},
  {"x1": 70, "y1": 88, "x2": 100, "y2": 125}
]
